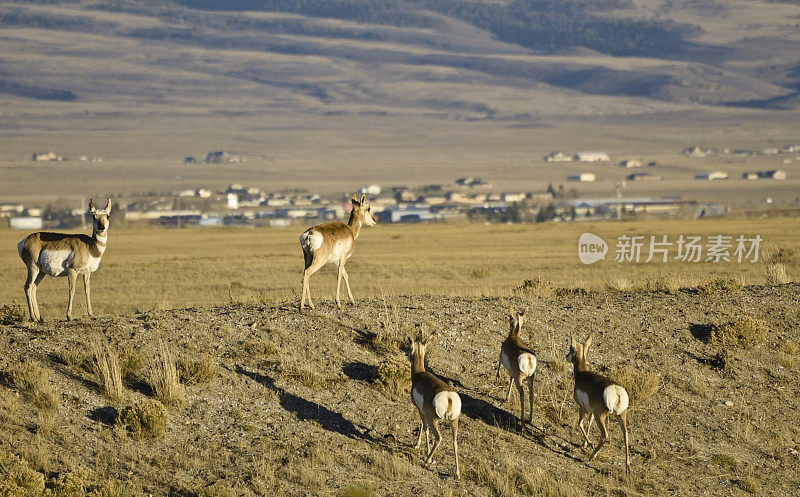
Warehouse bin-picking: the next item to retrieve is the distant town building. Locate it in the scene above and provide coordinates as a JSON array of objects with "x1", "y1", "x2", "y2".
[
  {"x1": 683, "y1": 146, "x2": 712, "y2": 158},
  {"x1": 567, "y1": 173, "x2": 596, "y2": 182},
  {"x1": 543, "y1": 151, "x2": 573, "y2": 162},
  {"x1": 10, "y1": 217, "x2": 44, "y2": 229},
  {"x1": 626, "y1": 173, "x2": 661, "y2": 181},
  {"x1": 619, "y1": 159, "x2": 642, "y2": 168},
  {"x1": 205, "y1": 151, "x2": 242, "y2": 163},
  {"x1": 32, "y1": 152, "x2": 62, "y2": 161},
  {"x1": 358, "y1": 184, "x2": 382, "y2": 196},
  {"x1": 184, "y1": 156, "x2": 198, "y2": 164},
  {"x1": 757, "y1": 170, "x2": 787, "y2": 180},
  {"x1": 574, "y1": 152, "x2": 610, "y2": 162},
  {"x1": 695, "y1": 171, "x2": 729, "y2": 180}
]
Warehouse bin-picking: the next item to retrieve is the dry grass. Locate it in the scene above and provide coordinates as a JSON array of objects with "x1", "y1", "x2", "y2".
[
  {"x1": 610, "y1": 365, "x2": 660, "y2": 405},
  {"x1": 0, "y1": 300, "x2": 25, "y2": 325},
  {"x1": 709, "y1": 317, "x2": 768, "y2": 349},
  {"x1": 0, "y1": 360, "x2": 57, "y2": 410},
  {"x1": 177, "y1": 355, "x2": 219, "y2": 386},
  {"x1": 371, "y1": 355, "x2": 410, "y2": 398},
  {"x1": 470, "y1": 454, "x2": 581, "y2": 497},
  {"x1": 146, "y1": 342, "x2": 183, "y2": 406},
  {"x1": 90, "y1": 339, "x2": 124, "y2": 401},
  {"x1": 1, "y1": 218, "x2": 796, "y2": 316},
  {"x1": 763, "y1": 263, "x2": 790, "y2": 284},
  {"x1": 118, "y1": 399, "x2": 168, "y2": 440},
  {"x1": 695, "y1": 276, "x2": 744, "y2": 294},
  {"x1": 118, "y1": 349, "x2": 144, "y2": 383}
]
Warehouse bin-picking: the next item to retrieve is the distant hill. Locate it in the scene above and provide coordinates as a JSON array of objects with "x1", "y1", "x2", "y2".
[{"x1": 0, "y1": 0, "x2": 799, "y2": 145}]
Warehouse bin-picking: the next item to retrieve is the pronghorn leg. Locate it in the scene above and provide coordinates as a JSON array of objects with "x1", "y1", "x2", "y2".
[
  {"x1": 425, "y1": 424, "x2": 431, "y2": 453},
  {"x1": 66, "y1": 269, "x2": 78, "y2": 321},
  {"x1": 300, "y1": 257, "x2": 325, "y2": 311},
  {"x1": 83, "y1": 273, "x2": 94, "y2": 318},
  {"x1": 516, "y1": 379, "x2": 525, "y2": 429},
  {"x1": 424, "y1": 419, "x2": 442, "y2": 467},
  {"x1": 528, "y1": 373, "x2": 535, "y2": 424},
  {"x1": 335, "y1": 261, "x2": 344, "y2": 308},
  {"x1": 496, "y1": 351, "x2": 503, "y2": 379},
  {"x1": 586, "y1": 413, "x2": 595, "y2": 439},
  {"x1": 589, "y1": 412, "x2": 610, "y2": 461},
  {"x1": 619, "y1": 411, "x2": 630, "y2": 473},
  {"x1": 340, "y1": 264, "x2": 354, "y2": 304},
  {"x1": 452, "y1": 417, "x2": 460, "y2": 479},
  {"x1": 31, "y1": 272, "x2": 45, "y2": 322},
  {"x1": 23, "y1": 265, "x2": 40, "y2": 322},
  {"x1": 577, "y1": 408, "x2": 591, "y2": 448},
  {"x1": 504, "y1": 377, "x2": 513, "y2": 403},
  {"x1": 414, "y1": 420, "x2": 424, "y2": 449}
]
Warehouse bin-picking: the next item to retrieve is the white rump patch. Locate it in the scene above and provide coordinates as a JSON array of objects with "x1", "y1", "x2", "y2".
[
  {"x1": 603, "y1": 385, "x2": 629, "y2": 415},
  {"x1": 575, "y1": 389, "x2": 591, "y2": 412},
  {"x1": 412, "y1": 387, "x2": 425, "y2": 412},
  {"x1": 38, "y1": 249, "x2": 73, "y2": 276},
  {"x1": 518, "y1": 353, "x2": 537, "y2": 377},
  {"x1": 433, "y1": 391, "x2": 461, "y2": 421},
  {"x1": 300, "y1": 230, "x2": 323, "y2": 252}
]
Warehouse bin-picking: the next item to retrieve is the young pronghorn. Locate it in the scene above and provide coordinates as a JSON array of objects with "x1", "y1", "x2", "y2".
[
  {"x1": 299, "y1": 193, "x2": 376, "y2": 310},
  {"x1": 566, "y1": 333, "x2": 631, "y2": 473},
  {"x1": 17, "y1": 199, "x2": 111, "y2": 322},
  {"x1": 497, "y1": 305, "x2": 537, "y2": 429},
  {"x1": 408, "y1": 338, "x2": 462, "y2": 479}
]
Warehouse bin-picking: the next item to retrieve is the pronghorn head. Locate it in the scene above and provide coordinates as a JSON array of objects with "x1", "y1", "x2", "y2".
[
  {"x1": 566, "y1": 333, "x2": 592, "y2": 366},
  {"x1": 351, "y1": 193, "x2": 377, "y2": 227},
  {"x1": 508, "y1": 305, "x2": 526, "y2": 335},
  {"x1": 89, "y1": 198, "x2": 112, "y2": 235},
  {"x1": 407, "y1": 336, "x2": 430, "y2": 369}
]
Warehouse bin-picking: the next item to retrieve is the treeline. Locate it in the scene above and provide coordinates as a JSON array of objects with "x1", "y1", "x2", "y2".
[
  {"x1": 170, "y1": 0, "x2": 695, "y2": 57},
  {"x1": 172, "y1": 0, "x2": 435, "y2": 27},
  {"x1": 423, "y1": 0, "x2": 694, "y2": 57}
]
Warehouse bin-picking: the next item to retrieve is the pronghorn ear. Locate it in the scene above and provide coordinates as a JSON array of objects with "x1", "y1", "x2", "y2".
[
  {"x1": 518, "y1": 308, "x2": 526, "y2": 317},
  {"x1": 584, "y1": 333, "x2": 594, "y2": 352},
  {"x1": 508, "y1": 304, "x2": 515, "y2": 317},
  {"x1": 360, "y1": 194, "x2": 366, "y2": 205},
  {"x1": 89, "y1": 199, "x2": 96, "y2": 213},
  {"x1": 570, "y1": 335, "x2": 577, "y2": 348},
  {"x1": 351, "y1": 193, "x2": 360, "y2": 206},
  {"x1": 104, "y1": 198, "x2": 112, "y2": 213}
]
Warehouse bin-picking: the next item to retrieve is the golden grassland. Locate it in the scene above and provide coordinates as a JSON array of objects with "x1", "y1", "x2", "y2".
[{"x1": 1, "y1": 217, "x2": 796, "y2": 318}]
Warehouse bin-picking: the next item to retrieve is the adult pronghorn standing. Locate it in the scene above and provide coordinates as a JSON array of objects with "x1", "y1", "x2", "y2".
[
  {"x1": 497, "y1": 305, "x2": 537, "y2": 429},
  {"x1": 18, "y1": 199, "x2": 111, "y2": 322},
  {"x1": 408, "y1": 337, "x2": 462, "y2": 479},
  {"x1": 566, "y1": 333, "x2": 631, "y2": 472},
  {"x1": 299, "y1": 193, "x2": 376, "y2": 310}
]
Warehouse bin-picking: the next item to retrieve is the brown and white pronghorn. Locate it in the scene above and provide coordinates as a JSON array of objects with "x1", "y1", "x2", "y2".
[
  {"x1": 17, "y1": 199, "x2": 111, "y2": 322},
  {"x1": 566, "y1": 333, "x2": 631, "y2": 472},
  {"x1": 408, "y1": 338, "x2": 462, "y2": 479},
  {"x1": 299, "y1": 193, "x2": 376, "y2": 310},
  {"x1": 497, "y1": 305, "x2": 537, "y2": 428}
]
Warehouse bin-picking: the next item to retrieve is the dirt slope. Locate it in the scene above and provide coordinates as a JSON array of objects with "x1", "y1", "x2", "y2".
[{"x1": 1, "y1": 284, "x2": 799, "y2": 496}]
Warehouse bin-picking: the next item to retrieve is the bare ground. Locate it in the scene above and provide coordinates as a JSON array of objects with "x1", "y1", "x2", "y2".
[{"x1": 1, "y1": 283, "x2": 799, "y2": 496}]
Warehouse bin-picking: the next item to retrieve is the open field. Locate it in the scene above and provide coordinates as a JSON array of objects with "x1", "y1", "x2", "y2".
[{"x1": 1, "y1": 218, "x2": 797, "y2": 319}]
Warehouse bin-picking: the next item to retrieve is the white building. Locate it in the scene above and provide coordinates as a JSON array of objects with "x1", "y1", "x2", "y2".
[
  {"x1": 574, "y1": 152, "x2": 610, "y2": 162},
  {"x1": 567, "y1": 173, "x2": 596, "y2": 182},
  {"x1": 695, "y1": 171, "x2": 729, "y2": 180}
]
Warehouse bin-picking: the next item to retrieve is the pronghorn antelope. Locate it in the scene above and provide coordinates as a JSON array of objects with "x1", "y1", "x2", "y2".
[
  {"x1": 497, "y1": 305, "x2": 537, "y2": 428},
  {"x1": 566, "y1": 333, "x2": 631, "y2": 472},
  {"x1": 299, "y1": 193, "x2": 376, "y2": 310},
  {"x1": 17, "y1": 199, "x2": 111, "y2": 322},
  {"x1": 408, "y1": 338, "x2": 462, "y2": 479}
]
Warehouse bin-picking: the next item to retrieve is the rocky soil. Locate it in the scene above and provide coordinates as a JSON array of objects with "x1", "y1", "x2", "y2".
[{"x1": 1, "y1": 284, "x2": 799, "y2": 496}]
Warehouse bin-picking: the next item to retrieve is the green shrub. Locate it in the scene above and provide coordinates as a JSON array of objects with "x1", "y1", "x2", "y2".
[
  {"x1": 709, "y1": 317, "x2": 768, "y2": 349},
  {"x1": 0, "y1": 360, "x2": 58, "y2": 410},
  {"x1": 734, "y1": 477, "x2": 760, "y2": 494},
  {"x1": 193, "y1": 485, "x2": 232, "y2": 497},
  {"x1": 118, "y1": 399, "x2": 168, "y2": 440},
  {"x1": 0, "y1": 301, "x2": 26, "y2": 325}
]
